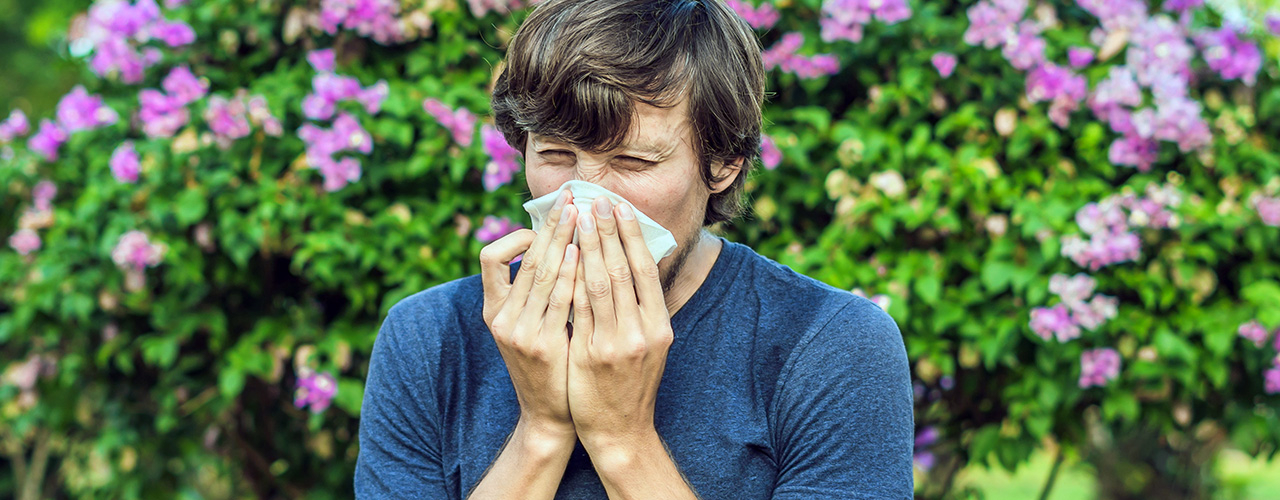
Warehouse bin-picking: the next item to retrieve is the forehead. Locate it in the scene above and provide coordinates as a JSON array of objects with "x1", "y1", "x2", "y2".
[{"x1": 534, "y1": 97, "x2": 691, "y2": 155}]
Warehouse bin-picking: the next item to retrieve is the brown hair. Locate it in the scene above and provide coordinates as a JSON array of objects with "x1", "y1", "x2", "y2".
[{"x1": 491, "y1": 0, "x2": 766, "y2": 226}]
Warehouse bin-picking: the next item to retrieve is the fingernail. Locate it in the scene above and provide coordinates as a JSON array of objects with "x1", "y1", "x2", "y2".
[
  {"x1": 617, "y1": 203, "x2": 635, "y2": 220},
  {"x1": 593, "y1": 197, "x2": 612, "y2": 219},
  {"x1": 553, "y1": 190, "x2": 568, "y2": 210},
  {"x1": 579, "y1": 212, "x2": 595, "y2": 232},
  {"x1": 560, "y1": 204, "x2": 574, "y2": 224}
]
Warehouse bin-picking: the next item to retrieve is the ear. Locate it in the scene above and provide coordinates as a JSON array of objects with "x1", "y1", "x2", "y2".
[{"x1": 710, "y1": 156, "x2": 745, "y2": 194}]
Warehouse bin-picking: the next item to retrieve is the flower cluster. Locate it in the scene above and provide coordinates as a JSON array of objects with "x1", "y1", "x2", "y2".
[
  {"x1": 912, "y1": 426, "x2": 938, "y2": 471},
  {"x1": 1193, "y1": 25, "x2": 1262, "y2": 87},
  {"x1": 1061, "y1": 183, "x2": 1182, "y2": 271},
  {"x1": 110, "y1": 141, "x2": 141, "y2": 183},
  {"x1": 1236, "y1": 320, "x2": 1280, "y2": 394},
  {"x1": 294, "y1": 369, "x2": 338, "y2": 413},
  {"x1": 1250, "y1": 193, "x2": 1280, "y2": 227},
  {"x1": 111, "y1": 230, "x2": 168, "y2": 292},
  {"x1": 1079, "y1": 347, "x2": 1121, "y2": 388},
  {"x1": 1026, "y1": 63, "x2": 1087, "y2": 128},
  {"x1": 481, "y1": 125, "x2": 521, "y2": 191},
  {"x1": 0, "y1": 109, "x2": 29, "y2": 143},
  {"x1": 205, "y1": 89, "x2": 283, "y2": 149},
  {"x1": 27, "y1": 86, "x2": 119, "y2": 161},
  {"x1": 298, "y1": 49, "x2": 387, "y2": 191},
  {"x1": 760, "y1": 135, "x2": 781, "y2": 170},
  {"x1": 762, "y1": 33, "x2": 840, "y2": 79},
  {"x1": 2, "y1": 354, "x2": 59, "y2": 412},
  {"x1": 71, "y1": 0, "x2": 195, "y2": 83},
  {"x1": 1029, "y1": 273, "x2": 1119, "y2": 342},
  {"x1": 727, "y1": 0, "x2": 779, "y2": 30},
  {"x1": 137, "y1": 65, "x2": 208, "y2": 138},
  {"x1": 476, "y1": 216, "x2": 523, "y2": 243},
  {"x1": 423, "y1": 99, "x2": 478, "y2": 147},
  {"x1": 820, "y1": 0, "x2": 912, "y2": 44},
  {"x1": 6, "y1": 181, "x2": 57, "y2": 257},
  {"x1": 317, "y1": 0, "x2": 407, "y2": 45},
  {"x1": 931, "y1": 53, "x2": 957, "y2": 78}
]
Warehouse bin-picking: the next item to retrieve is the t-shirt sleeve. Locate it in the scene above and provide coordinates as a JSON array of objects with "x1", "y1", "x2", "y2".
[
  {"x1": 354, "y1": 302, "x2": 450, "y2": 497},
  {"x1": 770, "y1": 298, "x2": 915, "y2": 499}
]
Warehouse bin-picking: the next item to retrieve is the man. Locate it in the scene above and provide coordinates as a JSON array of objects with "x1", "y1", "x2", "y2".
[{"x1": 354, "y1": 0, "x2": 914, "y2": 498}]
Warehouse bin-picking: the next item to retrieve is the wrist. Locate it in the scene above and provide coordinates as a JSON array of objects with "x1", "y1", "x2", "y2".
[
  {"x1": 512, "y1": 417, "x2": 577, "y2": 461},
  {"x1": 581, "y1": 428, "x2": 662, "y2": 475}
]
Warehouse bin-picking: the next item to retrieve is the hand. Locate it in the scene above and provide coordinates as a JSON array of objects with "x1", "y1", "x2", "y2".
[
  {"x1": 568, "y1": 197, "x2": 675, "y2": 453},
  {"x1": 480, "y1": 189, "x2": 580, "y2": 442}
]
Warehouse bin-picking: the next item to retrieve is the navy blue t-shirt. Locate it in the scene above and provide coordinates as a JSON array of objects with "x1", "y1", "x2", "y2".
[{"x1": 355, "y1": 237, "x2": 914, "y2": 498}]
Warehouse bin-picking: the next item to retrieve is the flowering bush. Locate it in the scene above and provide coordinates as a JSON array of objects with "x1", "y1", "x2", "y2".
[{"x1": 2, "y1": 0, "x2": 1279, "y2": 497}]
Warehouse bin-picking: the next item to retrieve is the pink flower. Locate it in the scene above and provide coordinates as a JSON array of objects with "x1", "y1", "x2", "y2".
[
  {"x1": 1067, "y1": 47, "x2": 1095, "y2": 67},
  {"x1": 931, "y1": 53, "x2": 957, "y2": 77},
  {"x1": 1127, "y1": 16, "x2": 1193, "y2": 88},
  {"x1": 111, "y1": 141, "x2": 141, "y2": 183},
  {"x1": 1251, "y1": 194, "x2": 1280, "y2": 227},
  {"x1": 481, "y1": 125, "x2": 521, "y2": 191},
  {"x1": 726, "y1": 0, "x2": 780, "y2": 30},
  {"x1": 1239, "y1": 320, "x2": 1270, "y2": 348},
  {"x1": 1079, "y1": 348, "x2": 1121, "y2": 388},
  {"x1": 161, "y1": 66, "x2": 208, "y2": 105},
  {"x1": 1049, "y1": 273, "x2": 1095, "y2": 307},
  {"x1": 32, "y1": 181, "x2": 56, "y2": 212},
  {"x1": 27, "y1": 120, "x2": 68, "y2": 162},
  {"x1": 963, "y1": 0, "x2": 1026, "y2": 49},
  {"x1": 1077, "y1": 0, "x2": 1146, "y2": 36},
  {"x1": 1194, "y1": 26, "x2": 1262, "y2": 86},
  {"x1": 149, "y1": 19, "x2": 196, "y2": 46},
  {"x1": 357, "y1": 80, "x2": 389, "y2": 114},
  {"x1": 56, "y1": 85, "x2": 118, "y2": 133},
  {"x1": 1162, "y1": 0, "x2": 1202, "y2": 13},
  {"x1": 476, "y1": 216, "x2": 523, "y2": 243},
  {"x1": 1268, "y1": 13, "x2": 1280, "y2": 36},
  {"x1": 1265, "y1": 366, "x2": 1280, "y2": 395},
  {"x1": 762, "y1": 33, "x2": 840, "y2": 79},
  {"x1": 467, "y1": 0, "x2": 525, "y2": 18},
  {"x1": 315, "y1": 156, "x2": 363, "y2": 192},
  {"x1": 204, "y1": 94, "x2": 252, "y2": 148},
  {"x1": 1001, "y1": 20, "x2": 1046, "y2": 70},
  {"x1": 0, "y1": 109, "x2": 29, "y2": 142},
  {"x1": 1151, "y1": 96, "x2": 1211, "y2": 153},
  {"x1": 1029, "y1": 304, "x2": 1080, "y2": 342},
  {"x1": 1025, "y1": 63, "x2": 1087, "y2": 127},
  {"x1": 1108, "y1": 134, "x2": 1159, "y2": 172},
  {"x1": 294, "y1": 370, "x2": 338, "y2": 413},
  {"x1": 317, "y1": 0, "x2": 407, "y2": 45},
  {"x1": 308, "y1": 48, "x2": 337, "y2": 72},
  {"x1": 423, "y1": 99, "x2": 478, "y2": 147},
  {"x1": 821, "y1": 0, "x2": 912, "y2": 43},
  {"x1": 8, "y1": 229, "x2": 41, "y2": 256},
  {"x1": 111, "y1": 230, "x2": 167, "y2": 271},
  {"x1": 247, "y1": 95, "x2": 283, "y2": 137},
  {"x1": 1088, "y1": 66, "x2": 1144, "y2": 134},
  {"x1": 760, "y1": 134, "x2": 781, "y2": 170}
]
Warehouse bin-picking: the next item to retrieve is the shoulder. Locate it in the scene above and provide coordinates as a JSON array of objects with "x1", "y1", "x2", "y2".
[{"x1": 381, "y1": 273, "x2": 485, "y2": 350}]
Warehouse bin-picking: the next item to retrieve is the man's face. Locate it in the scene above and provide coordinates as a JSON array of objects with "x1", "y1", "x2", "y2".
[{"x1": 524, "y1": 97, "x2": 729, "y2": 293}]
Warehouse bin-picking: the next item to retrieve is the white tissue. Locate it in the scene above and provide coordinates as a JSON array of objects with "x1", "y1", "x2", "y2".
[{"x1": 523, "y1": 180, "x2": 679, "y2": 265}]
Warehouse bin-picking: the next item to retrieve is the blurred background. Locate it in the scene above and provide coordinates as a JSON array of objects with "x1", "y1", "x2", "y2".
[{"x1": 3, "y1": 0, "x2": 1280, "y2": 498}]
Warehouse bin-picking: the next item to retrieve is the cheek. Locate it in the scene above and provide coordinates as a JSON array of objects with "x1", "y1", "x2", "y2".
[{"x1": 525, "y1": 162, "x2": 572, "y2": 199}]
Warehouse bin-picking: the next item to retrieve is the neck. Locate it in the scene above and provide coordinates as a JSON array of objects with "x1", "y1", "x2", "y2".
[{"x1": 663, "y1": 231, "x2": 723, "y2": 318}]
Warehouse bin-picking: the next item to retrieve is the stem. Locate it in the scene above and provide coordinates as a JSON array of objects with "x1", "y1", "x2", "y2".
[
  {"x1": 1038, "y1": 446, "x2": 1065, "y2": 500},
  {"x1": 19, "y1": 429, "x2": 49, "y2": 500}
]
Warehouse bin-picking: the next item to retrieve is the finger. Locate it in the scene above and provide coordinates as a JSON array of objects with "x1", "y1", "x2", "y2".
[
  {"x1": 591, "y1": 197, "x2": 639, "y2": 319},
  {"x1": 542, "y1": 243, "x2": 578, "y2": 335},
  {"x1": 480, "y1": 228, "x2": 537, "y2": 310},
  {"x1": 521, "y1": 204, "x2": 578, "y2": 321},
  {"x1": 504, "y1": 190, "x2": 572, "y2": 319},
  {"x1": 571, "y1": 258, "x2": 595, "y2": 349},
  {"x1": 577, "y1": 210, "x2": 617, "y2": 335},
  {"x1": 614, "y1": 202, "x2": 665, "y2": 311}
]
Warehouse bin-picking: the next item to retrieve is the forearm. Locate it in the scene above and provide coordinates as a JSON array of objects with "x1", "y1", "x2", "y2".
[
  {"x1": 466, "y1": 418, "x2": 576, "y2": 500},
  {"x1": 588, "y1": 431, "x2": 700, "y2": 500}
]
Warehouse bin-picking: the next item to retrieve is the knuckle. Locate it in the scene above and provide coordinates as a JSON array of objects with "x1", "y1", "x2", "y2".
[
  {"x1": 533, "y1": 262, "x2": 557, "y2": 285},
  {"x1": 586, "y1": 279, "x2": 611, "y2": 299},
  {"x1": 607, "y1": 264, "x2": 632, "y2": 282},
  {"x1": 547, "y1": 293, "x2": 569, "y2": 311},
  {"x1": 478, "y1": 246, "x2": 498, "y2": 266},
  {"x1": 636, "y1": 262, "x2": 659, "y2": 280}
]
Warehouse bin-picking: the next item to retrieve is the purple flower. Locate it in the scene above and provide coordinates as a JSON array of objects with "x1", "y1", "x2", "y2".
[
  {"x1": 1026, "y1": 63, "x2": 1087, "y2": 127},
  {"x1": 1266, "y1": 366, "x2": 1280, "y2": 395},
  {"x1": 821, "y1": 0, "x2": 912, "y2": 43},
  {"x1": 481, "y1": 125, "x2": 521, "y2": 191},
  {"x1": 1049, "y1": 273, "x2": 1096, "y2": 306},
  {"x1": 1061, "y1": 230, "x2": 1142, "y2": 270},
  {"x1": 1251, "y1": 194, "x2": 1280, "y2": 227},
  {"x1": 162, "y1": 66, "x2": 208, "y2": 105},
  {"x1": 111, "y1": 141, "x2": 141, "y2": 183},
  {"x1": 467, "y1": 0, "x2": 525, "y2": 18},
  {"x1": 1151, "y1": 96, "x2": 1211, "y2": 153},
  {"x1": 1030, "y1": 304, "x2": 1080, "y2": 341},
  {"x1": 27, "y1": 120, "x2": 68, "y2": 162},
  {"x1": 914, "y1": 426, "x2": 939, "y2": 448},
  {"x1": 476, "y1": 216, "x2": 523, "y2": 243},
  {"x1": 31, "y1": 181, "x2": 56, "y2": 212},
  {"x1": 423, "y1": 99, "x2": 478, "y2": 147},
  {"x1": 0, "y1": 109, "x2": 30, "y2": 142},
  {"x1": 1079, "y1": 348, "x2": 1121, "y2": 388},
  {"x1": 1194, "y1": 26, "x2": 1262, "y2": 86},
  {"x1": 1239, "y1": 320, "x2": 1270, "y2": 348},
  {"x1": 1268, "y1": 13, "x2": 1280, "y2": 36},
  {"x1": 56, "y1": 85, "x2": 119, "y2": 133},
  {"x1": 299, "y1": 112, "x2": 373, "y2": 191},
  {"x1": 308, "y1": 48, "x2": 337, "y2": 72},
  {"x1": 913, "y1": 451, "x2": 935, "y2": 470},
  {"x1": 246, "y1": 94, "x2": 283, "y2": 137},
  {"x1": 963, "y1": 0, "x2": 1026, "y2": 49},
  {"x1": 356, "y1": 80, "x2": 389, "y2": 114},
  {"x1": 1107, "y1": 134, "x2": 1159, "y2": 172},
  {"x1": 931, "y1": 52, "x2": 957, "y2": 77},
  {"x1": 727, "y1": 0, "x2": 780, "y2": 30},
  {"x1": 1162, "y1": 0, "x2": 1202, "y2": 13},
  {"x1": 762, "y1": 33, "x2": 840, "y2": 79},
  {"x1": 760, "y1": 134, "x2": 781, "y2": 170},
  {"x1": 204, "y1": 94, "x2": 252, "y2": 148},
  {"x1": 316, "y1": 156, "x2": 363, "y2": 192},
  {"x1": 303, "y1": 72, "x2": 383, "y2": 120},
  {"x1": 1076, "y1": 0, "x2": 1147, "y2": 33},
  {"x1": 317, "y1": 0, "x2": 407, "y2": 45},
  {"x1": 1001, "y1": 20, "x2": 1046, "y2": 70},
  {"x1": 1127, "y1": 16, "x2": 1193, "y2": 88},
  {"x1": 137, "y1": 89, "x2": 190, "y2": 139},
  {"x1": 294, "y1": 370, "x2": 338, "y2": 413},
  {"x1": 851, "y1": 288, "x2": 891, "y2": 310},
  {"x1": 1073, "y1": 294, "x2": 1118, "y2": 330},
  {"x1": 8, "y1": 228, "x2": 41, "y2": 256},
  {"x1": 112, "y1": 230, "x2": 167, "y2": 271},
  {"x1": 149, "y1": 19, "x2": 196, "y2": 46},
  {"x1": 1067, "y1": 47, "x2": 1094, "y2": 67},
  {"x1": 1088, "y1": 66, "x2": 1143, "y2": 134}
]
